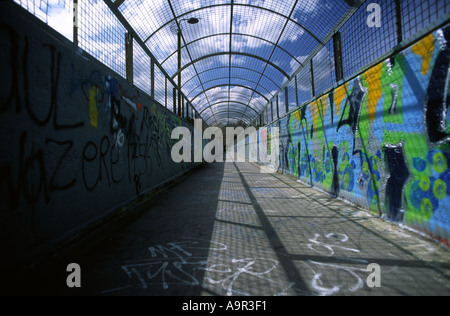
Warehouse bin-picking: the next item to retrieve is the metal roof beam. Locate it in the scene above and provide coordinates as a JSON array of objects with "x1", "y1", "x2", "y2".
[
  {"x1": 172, "y1": 52, "x2": 290, "y2": 81},
  {"x1": 191, "y1": 84, "x2": 269, "y2": 103},
  {"x1": 144, "y1": 3, "x2": 323, "y2": 45},
  {"x1": 114, "y1": 0, "x2": 126, "y2": 8},
  {"x1": 199, "y1": 101, "x2": 259, "y2": 115},
  {"x1": 162, "y1": 32, "x2": 303, "y2": 67},
  {"x1": 203, "y1": 110, "x2": 253, "y2": 122},
  {"x1": 187, "y1": 76, "x2": 274, "y2": 99},
  {"x1": 183, "y1": 65, "x2": 282, "y2": 92}
]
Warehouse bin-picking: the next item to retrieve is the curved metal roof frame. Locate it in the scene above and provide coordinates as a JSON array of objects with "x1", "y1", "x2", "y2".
[
  {"x1": 194, "y1": 89, "x2": 261, "y2": 104},
  {"x1": 206, "y1": 116, "x2": 252, "y2": 127},
  {"x1": 171, "y1": 52, "x2": 291, "y2": 81},
  {"x1": 199, "y1": 101, "x2": 259, "y2": 116},
  {"x1": 151, "y1": 1, "x2": 313, "y2": 126},
  {"x1": 188, "y1": 75, "x2": 276, "y2": 99},
  {"x1": 194, "y1": 86, "x2": 265, "y2": 104},
  {"x1": 117, "y1": 0, "x2": 355, "y2": 126},
  {"x1": 183, "y1": 65, "x2": 282, "y2": 93},
  {"x1": 162, "y1": 33, "x2": 304, "y2": 67},
  {"x1": 192, "y1": 84, "x2": 268, "y2": 120},
  {"x1": 143, "y1": 3, "x2": 323, "y2": 46},
  {"x1": 197, "y1": 101, "x2": 264, "y2": 117},
  {"x1": 191, "y1": 84, "x2": 269, "y2": 104},
  {"x1": 203, "y1": 110, "x2": 253, "y2": 123}
]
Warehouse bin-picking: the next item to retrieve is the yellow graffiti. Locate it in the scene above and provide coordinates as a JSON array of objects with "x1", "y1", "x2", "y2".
[
  {"x1": 334, "y1": 82, "x2": 348, "y2": 117},
  {"x1": 364, "y1": 62, "x2": 383, "y2": 122},
  {"x1": 89, "y1": 86, "x2": 99, "y2": 128},
  {"x1": 294, "y1": 110, "x2": 301, "y2": 129},
  {"x1": 411, "y1": 33, "x2": 436, "y2": 75},
  {"x1": 321, "y1": 95, "x2": 327, "y2": 119},
  {"x1": 309, "y1": 100, "x2": 319, "y2": 133},
  {"x1": 151, "y1": 103, "x2": 156, "y2": 115}
]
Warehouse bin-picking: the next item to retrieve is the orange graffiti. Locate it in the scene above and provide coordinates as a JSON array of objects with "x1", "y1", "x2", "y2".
[
  {"x1": 321, "y1": 95, "x2": 327, "y2": 119},
  {"x1": 411, "y1": 33, "x2": 436, "y2": 75},
  {"x1": 309, "y1": 100, "x2": 319, "y2": 133}
]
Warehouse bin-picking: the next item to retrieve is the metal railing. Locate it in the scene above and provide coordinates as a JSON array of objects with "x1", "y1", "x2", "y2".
[
  {"x1": 12, "y1": 0, "x2": 450, "y2": 128},
  {"x1": 13, "y1": 0, "x2": 201, "y2": 125},
  {"x1": 252, "y1": 0, "x2": 450, "y2": 128}
]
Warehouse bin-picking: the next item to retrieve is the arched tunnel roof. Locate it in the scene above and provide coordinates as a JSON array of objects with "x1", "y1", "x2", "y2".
[{"x1": 114, "y1": 0, "x2": 361, "y2": 127}]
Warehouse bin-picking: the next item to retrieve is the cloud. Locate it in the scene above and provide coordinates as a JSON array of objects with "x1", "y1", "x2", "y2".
[
  {"x1": 14, "y1": 0, "x2": 73, "y2": 40},
  {"x1": 22, "y1": 0, "x2": 326, "y2": 124},
  {"x1": 47, "y1": 6, "x2": 73, "y2": 40}
]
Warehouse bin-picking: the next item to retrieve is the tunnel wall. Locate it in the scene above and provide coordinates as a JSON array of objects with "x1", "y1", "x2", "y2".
[
  {"x1": 0, "y1": 3, "x2": 202, "y2": 270},
  {"x1": 246, "y1": 25, "x2": 450, "y2": 244}
]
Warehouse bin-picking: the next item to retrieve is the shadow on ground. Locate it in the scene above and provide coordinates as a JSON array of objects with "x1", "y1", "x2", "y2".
[{"x1": 18, "y1": 159, "x2": 450, "y2": 296}]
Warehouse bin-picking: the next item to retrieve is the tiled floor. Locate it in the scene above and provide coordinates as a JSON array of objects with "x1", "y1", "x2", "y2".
[{"x1": 40, "y1": 160, "x2": 450, "y2": 296}]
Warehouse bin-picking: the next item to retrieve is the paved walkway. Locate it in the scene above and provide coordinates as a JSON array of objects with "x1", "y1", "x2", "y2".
[{"x1": 42, "y1": 158, "x2": 450, "y2": 296}]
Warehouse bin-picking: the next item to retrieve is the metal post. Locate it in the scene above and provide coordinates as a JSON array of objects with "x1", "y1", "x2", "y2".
[
  {"x1": 285, "y1": 87, "x2": 289, "y2": 114},
  {"x1": 310, "y1": 59, "x2": 315, "y2": 98},
  {"x1": 173, "y1": 87, "x2": 177, "y2": 114},
  {"x1": 73, "y1": 0, "x2": 78, "y2": 46},
  {"x1": 394, "y1": 0, "x2": 403, "y2": 45},
  {"x1": 151, "y1": 59, "x2": 155, "y2": 98},
  {"x1": 182, "y1": 97, "x2": 185, "y2": 119},
  {"x1": 178, "y1": 30, "x2": 182, "y2": 117},
  {"x1": 165, "y1": 78, "x2": 168, "y2": 108},
  {"x1": 276, "y1": 94, "x2": 280, "y2": 119},
  {"x1": 125, "y1": 32, "x2": 134, "y2": 84},
  {"x1": 271, "y1": 101, "x2": 274, "y2": 122},
  {"x1": 333, "y1": 32, "x2": 344, "y2": 83}
]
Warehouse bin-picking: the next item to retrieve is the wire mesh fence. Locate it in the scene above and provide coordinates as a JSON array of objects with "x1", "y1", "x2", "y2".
[
  {"x1": 250, "y1": 0, "x2": 450, "y2": 128},
  {"x1": 78, "y1": 0, "x2": 127, "y2": 78},
  {"x1": 11, "y1": 0, "x2": 450, "y2": 127},
  {"x1": 13, "y1": 0, "x2": 198, "y2": 121}
]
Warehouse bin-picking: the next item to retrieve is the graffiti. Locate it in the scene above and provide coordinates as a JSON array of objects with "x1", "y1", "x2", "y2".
[
  {"x1": 82, "y1": 79, "x2": 103, "y2": 128},
  {"x1": 408, "y1": 149, "x2": 450, "y2": 222},
  {"x1": 303, "y1": 232, "x2": 368, "y2": 296},
  {"x1": 424, "y1": 29, "x2": 450, "y2": 144},
  {"x1": 82, "y1": 136, "x2": 122, "y2": 192},
  {"x1": 119, "y1": 239, "x2": 296, "y2": 296},
  {"x1": 336, "y1": 76, "x2": 367, "y2": 156},
  {"x1": 307, "y1": 233, "x2": 360, "y2": 257},
  {"x1": 0, "y1": 23, "x2": 84, "y2": 130},
  {"x1": 384, "y1": 143, "x2": 410, "y2": 222},
  {"x1": 304, "y1": 260, "x2": 368, "y2": 296},
  {"x1": 249, "y1": 25, "x2": 450, "y2": 241},
  {"x1": 331, "y1": 145, "x2": 340, "y2": 196},
  {"x1": 0, "y1": 11, "x2": 200, "y2": 269},
  {"x1": 0, "y1": 132, "x2": 77, "y2": 211}
]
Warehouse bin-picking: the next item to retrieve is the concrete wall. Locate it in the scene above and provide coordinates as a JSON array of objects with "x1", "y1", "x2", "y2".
[
  {"x1": 245, "y1": 25, "x2": 450, "y2": 244},
  {"x1": 0, "y1": 3, "x2": 202, "y2": 271}
]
